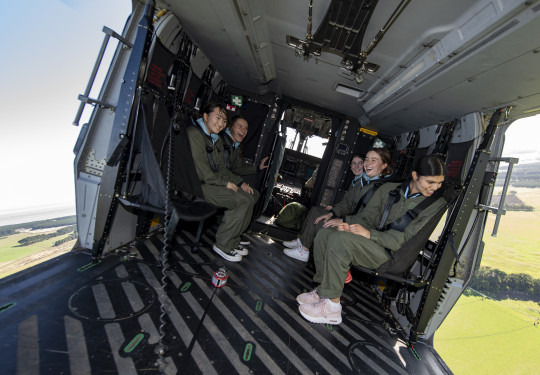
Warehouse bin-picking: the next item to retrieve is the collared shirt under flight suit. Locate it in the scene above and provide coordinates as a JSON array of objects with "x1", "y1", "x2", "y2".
[
  {"x1": 186, "y1": 120, "x2": 256, "y2": 253},
  {"x1": 313, "y1": 181, "x2": 447, "y2": 299}
]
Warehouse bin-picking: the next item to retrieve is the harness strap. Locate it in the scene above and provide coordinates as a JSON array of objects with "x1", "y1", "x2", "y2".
[
  {"x1": 383, "y1": 187, "x2": 443, "y2": 232},
  {"x1": 205, "y1": 146, "x2": 218, "y2": 173},
  {"x1": 377, "y1": 185, "x2": 402, "y2": 230},
  {"x1": 192, "y1": 119, "x2": 219, "y2": 174},
  {"x1": 220, "y1": 133, "x2": 232, "y2": 170},
  {"x1": 354, "y1": 181, "x2": 383, "y2": 215}
]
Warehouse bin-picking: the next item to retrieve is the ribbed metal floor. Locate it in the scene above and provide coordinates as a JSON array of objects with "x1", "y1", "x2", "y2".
[{"x1": 0, "y1": 224, "x2": 451, "y2": 374}]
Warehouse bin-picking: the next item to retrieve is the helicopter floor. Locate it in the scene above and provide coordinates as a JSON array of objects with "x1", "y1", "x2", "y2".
[{"x1": 0, "y1": 224, "x2": 451, "y2": 374}]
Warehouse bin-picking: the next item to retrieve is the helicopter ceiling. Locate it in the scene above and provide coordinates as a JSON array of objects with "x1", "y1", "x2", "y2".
[{"x1": 159, "y1": 0, "x2": 540, "y2": 135}]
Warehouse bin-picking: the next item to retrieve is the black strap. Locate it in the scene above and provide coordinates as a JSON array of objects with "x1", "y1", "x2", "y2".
[
  {"x1": 192, "y1": 120, "x2": 219, "y2": 174},
  {"x1": 220, "y1": 133, "x2": 232, "y2": 170},
  {"x1": 205, "y1": 146, "x2": 218, "y2": 173},
  {"x1": 354, "y1": 182, "x2": 383, "y2": 215},
  {"x1": 377, "y1": 185, "x2": 402, "y2": 230},
  {"x1": 383, "y1": 185, "x2": 444, "y2": 232}
]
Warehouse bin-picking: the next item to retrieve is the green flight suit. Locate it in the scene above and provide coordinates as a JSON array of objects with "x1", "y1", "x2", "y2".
[
  {"x1": 298, "y1": 178, "x2": 383, "y2": 248},
  {"x1": 221, "y1": 131, "x2": 260, "y2": 202},
  {"x1": 221, "y1": 132, "x2": 258, "y2": 177},
  {"x1": 186, "y1": 124, "x2": 256, "y2": 253},
  {"x1": 314, "y1": 181, "x2": 447, "y2": 299}
]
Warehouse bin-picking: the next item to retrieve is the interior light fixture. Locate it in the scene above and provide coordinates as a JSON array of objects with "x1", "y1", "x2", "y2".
[{"x1": 333, "y1": 83, "x2": 366, "y2": 98}]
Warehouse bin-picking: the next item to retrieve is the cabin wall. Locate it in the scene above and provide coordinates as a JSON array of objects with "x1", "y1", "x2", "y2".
[{"x1": 74, "y1": 4, "x2": 143, "y2": 251}]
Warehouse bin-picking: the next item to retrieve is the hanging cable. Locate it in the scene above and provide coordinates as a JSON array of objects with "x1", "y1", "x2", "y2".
[{"x1": 156, "y1": 101, "x2": 178, "y2": 370}]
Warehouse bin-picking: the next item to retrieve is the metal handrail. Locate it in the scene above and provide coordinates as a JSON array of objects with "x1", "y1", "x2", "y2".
[{"x1": 72, "y1": 26, "x2": 132, "y2": 126}]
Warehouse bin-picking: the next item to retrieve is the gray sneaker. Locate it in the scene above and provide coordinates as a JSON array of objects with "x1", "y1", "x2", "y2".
[
  {"x1": 234, "y1": 245, "x2": 249, "y2": 256},
  {"x1": 296, "y1": 289, "x2": 320, "y2": 305},
  {"x1": 299, "y1": 298, "x2": 342, "y2": 325},
  {"x1": 213, "y1": 244, "x2": 242, "y2": 262}
]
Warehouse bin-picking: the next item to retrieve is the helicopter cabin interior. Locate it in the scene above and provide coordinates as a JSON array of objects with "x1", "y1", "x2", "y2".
[{"x1": 2, "y1": 0, "x2": 540, "y2": 373}]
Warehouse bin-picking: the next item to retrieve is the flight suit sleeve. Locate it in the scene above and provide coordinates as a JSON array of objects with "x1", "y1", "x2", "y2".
[
  {"x1": 230, "y1": 149, "x2": 257, "y2": 176},
  {"x1": 331, "y1": 184, "x2": 362, "y2": 217}
]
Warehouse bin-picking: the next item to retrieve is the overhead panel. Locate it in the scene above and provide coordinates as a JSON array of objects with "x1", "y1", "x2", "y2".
[{"x1": 312, "y1": 0, "x2": 378, "y2": 59}]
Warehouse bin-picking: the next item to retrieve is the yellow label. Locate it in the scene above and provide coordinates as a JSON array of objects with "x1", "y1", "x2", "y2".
[
  {"x1": 360, "y1": 127, "x2": 377, "y2": 136},
  {"x1": 150, "y1": 217, "x2": 160, "y2": 228}
]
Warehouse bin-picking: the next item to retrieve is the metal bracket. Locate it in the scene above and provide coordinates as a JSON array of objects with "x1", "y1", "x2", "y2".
[
  {"x1": 489, "y1": 156, "x2": 519, "y2": 236},
  {"x1": 77, "y1": 95, "x2": 115, "y2": 110},
  {"x1": 73, "y1": 26, "x2": 132, "y2": 126},
  {"x1": 477, "y1": 204, "x2": 506, "y2": 215}
]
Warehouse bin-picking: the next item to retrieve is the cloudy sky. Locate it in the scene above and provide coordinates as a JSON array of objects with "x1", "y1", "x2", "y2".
[{"x1": 0, "y1": 0, "x2": 538, "y2": 214}]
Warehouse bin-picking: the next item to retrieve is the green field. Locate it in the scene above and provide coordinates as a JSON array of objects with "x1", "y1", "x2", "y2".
[
  {"x1": 436, "y1": 187, "x2": 540, "y2": 374},
  {"x1": 435, "y1": 294, "x2": 540, "y2": 374},
  {"x1": 0, "y1": 230, "x2": 74, "y2": 278},
  {"x1": 481, "y1": 187, "x2": 540, "y2": 278},
  {"x1": 0, "y1": 231, "x2": 64, "y2": 262}
]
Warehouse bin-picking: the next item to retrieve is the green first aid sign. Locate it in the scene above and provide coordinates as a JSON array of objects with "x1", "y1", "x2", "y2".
[{"x1": 231, "y1": 95, "x2": 243, "y2": 107}]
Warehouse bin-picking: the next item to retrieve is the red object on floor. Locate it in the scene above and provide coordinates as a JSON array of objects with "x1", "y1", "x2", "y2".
[{"x1": 345, "y1": 270, "x2": 352, "y2": 283}]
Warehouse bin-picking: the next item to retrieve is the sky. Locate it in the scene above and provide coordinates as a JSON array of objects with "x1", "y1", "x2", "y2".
[
  {"x1": 0, "y1": 0, "x2": 131, "y2": 212},
  {"x1": 0, "y1": 0, "x2": 539, "y2": 215}
]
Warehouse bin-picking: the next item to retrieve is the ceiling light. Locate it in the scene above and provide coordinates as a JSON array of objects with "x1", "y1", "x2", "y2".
[{"x1": 333, "y1": 83, "x2": 366, "y2": 98}]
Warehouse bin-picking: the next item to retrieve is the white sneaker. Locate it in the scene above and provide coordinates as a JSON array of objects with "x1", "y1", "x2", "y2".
[
  {"x1": 234, "y1": 245, "x2": 249, "y2": 256},
  {"x1": 299, "y1": 298, "x2": 342, "y2": 325},
  {"x1": 212, "y1": 244, "x2": 242, "y2": 262},
  {"x1": 240, "y1": 236, "x2": 250, "y2": 246},
  {"x1": 283, "y1": 238, "x2": 301, "y2": 248},
  {"x1": 284, "y1": 246, "x2": 309, "y2": 262}
]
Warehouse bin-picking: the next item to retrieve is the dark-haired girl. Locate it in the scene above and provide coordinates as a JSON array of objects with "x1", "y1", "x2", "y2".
[{"x1": 296, "y1": 154, "x2": 447, "y2": 325}]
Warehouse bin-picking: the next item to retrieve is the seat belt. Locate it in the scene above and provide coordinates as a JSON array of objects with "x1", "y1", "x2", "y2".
[
  {"x1": 205, "y1": 146, "x2": 218, "y2": 173},
  {"x1": 376, "y1": 182, "x2": 406, "y2": 231},
  {"x1": 375, "y1": 181, "x2": 445, "y2": 261},
  {"x1": 192, "y1": 121, "x2": 219, "y2": 173},
  {"x1": 383, "y1": 187, "x2": 444, "y2": 232},
  {"x1": 354, "y1": 181, "x2": 383, "y2": 215},
  {"x1": 220, "y1": 133, "x2": 232, "y2": 170}
]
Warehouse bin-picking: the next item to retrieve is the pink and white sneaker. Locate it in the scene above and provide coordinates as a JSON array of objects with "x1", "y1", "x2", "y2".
[
  {"x1": 283, "y1": 246, "x2": 309, "y2": 262},
  {"x1": 298, "y1": 298, "x2": 342, "y2": 325}
]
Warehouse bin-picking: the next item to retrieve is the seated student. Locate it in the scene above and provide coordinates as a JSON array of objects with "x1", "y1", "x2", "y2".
[
  {"x1": 221, "y1": 115, "x2": 269, "y2": 181},
  {"x1": 283, "y1": 149, "x2": 392, "y2": 262},
  {"x1": 186, "y1": 103, "x2": 256, "y2": 262},
  {"x1": 220, "y1": 114, "x2": 269, "y2": 245},
  {"x1": 296, "y1": 154, "x2": 447, "y2": 325}
]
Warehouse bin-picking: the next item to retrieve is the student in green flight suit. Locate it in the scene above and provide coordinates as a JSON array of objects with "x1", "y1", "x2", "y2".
[
  {"x1": 220, "y1": 115, "x2": 269, "y2": 246},
  {"x1": 296, "y1": 154, "x2": 447, "y2": 325},
  {"x1": 283, "y1": 148, "x2": 392, "y2": 263},
  {"x1": 186, "y1": 103, "x2": 255, "y2": 262}
]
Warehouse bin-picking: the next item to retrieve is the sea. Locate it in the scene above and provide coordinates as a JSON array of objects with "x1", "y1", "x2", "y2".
[{"x1": 0, "y1": 204, "x2": 76, "y2": 227}]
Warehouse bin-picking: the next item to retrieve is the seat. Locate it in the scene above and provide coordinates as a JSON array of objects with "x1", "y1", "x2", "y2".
[
  {"x1": 351, "y1": 182, "x2": 460, "y2": 305},
  {"x1": 117, "y1": 36, "x2": 217, "y2": 253}
]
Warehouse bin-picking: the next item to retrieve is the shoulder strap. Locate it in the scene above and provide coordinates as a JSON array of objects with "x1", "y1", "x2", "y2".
[
  {"x1": 384, "y1": 186, "x2": 445, "y2": 232},
  {"x1": 354, "y1": 181, "x2": 383, "y2": 215},
  {"x1": 193, "y1": 124, "x2": 219, "y2": 173},
  {"x1": 220, "y1": 133, "x2": 232, "y2": 170},
  {"x1": 377, "y1": 184, "x2": 403, "y2": 230}
]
